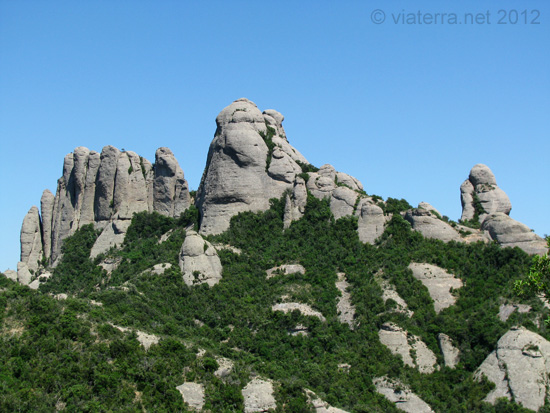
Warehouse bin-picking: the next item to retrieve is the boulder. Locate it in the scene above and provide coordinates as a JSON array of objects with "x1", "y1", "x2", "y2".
[
  {"x1": 373, "y1": 377, "x2": 434, "y2": 413},
  {"x1": 438, "y1": 333, "x2": 460, "y2": 368},
  {"x1": 378, "y1": 322, "x2": 437, "y2": 373},
  {"x1": 404, "y1": 209, "x2": 461, "y2": 243},
  {"x1": 482, "y1": 213, "x2": 548, "y2": 255},
  {"x1": 16, "y1": 262, "x2": 32, "y2": 285},
  {"x1": 460, "y1": 164, "x2": 511, "y2": 223},
  {"x1": 408, "y1": 263, "x2": 463, "y2": 313},
  {"x1": 3, "y1": 270, "x2": 18, "y2": 282},
  {"x1": 179, "y1": 231, "x2": 223, "y2": 286},
  {"x1": 20, "y1": 206, "x2": 43, "y2": 271},
  {"x1": 475, "y1": 327, "x2": 550, "y2": 411},
  {"x1": 242, "y1": 378, "x2": 277, "y2": 413}
]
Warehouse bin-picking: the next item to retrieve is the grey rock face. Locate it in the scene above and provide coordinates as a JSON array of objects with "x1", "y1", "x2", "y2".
[
  {"x1": 373, "y1": 377, "x2": 434, "y2": 413},
  {"x1": 305, "y1": 389, "x2": 349, "y2": 412},
  {"x1": 153, "y1": 147, "x2": 190, "y2": 217},
  {"x1": 283, "y1": 177, "x2": 307, "y2": 229},
  {"x1": 179, "y1": 231, "x2": 223, "y2": 286},
  {"x1": 242, "y1": 378, "x2": 277, "y2": 413},
  {"x1": 404, "y1": 209, "x2": 461, "y2": 243},
  {"x1": 498, "y1": 303, "x2": 531, "y2": 322},
  {"x1": 336, "y1": 273, "x2": 356, "y2": 329},
  {"x1": 475, "y1": 327, "x2": 550, "y2": 411},
  {"x1": 196, "y1": 98, "x2": 307, "y2": 235},
  {"x1": 16, "y1": 262, "x2": 32, "y2": 285},
  {"x1": 21, "y1": 145, "x2": 189, "y2": 268},
  {"x1": 20, "y1": 206, "x2": 43, "y2": 271},
  {"x1": 438, "y1": 333, "x2": 460, "y2": 368},
  {"x1": 176, "y1": 382, "x2": 205, "y2": 411},
  {"x1": 482, "y1": 213, "x2": 548, "y2": 255},
  {"x1": 90, "y1": 220, "x2": 132, "y2": 259},
  {"x1": 266, "y1": 264, "x2": 306, "y2": 279},
  {"x1": 378, "y1": 322, "x2": 437, "y2": 373},
  {"x1": 3, "y1": 269, "x2": 18, "y2": 282},
  {"x1": 272, "y1": 302, "x2": 326, "y2": 321},
  {"x1": 408, "y1": 263, "x2": 463, "y2": 313},
  {"x1": 460, "y1": 164, "x2": 511, "y2": 223},
  {"x1": 379, "y1": 278, "x2": 413, "y2": 318},
  {"x1": 40, "y1": 190, "x2": 55, "y2": 262},
  {"x1": 356, "y1": 199, "x2": 388, "y2": 244}
]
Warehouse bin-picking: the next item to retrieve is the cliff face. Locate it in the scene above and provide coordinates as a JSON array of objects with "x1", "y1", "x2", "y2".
[{"x1": 20, "y1": 146, "x2": 190, "y2": 272}]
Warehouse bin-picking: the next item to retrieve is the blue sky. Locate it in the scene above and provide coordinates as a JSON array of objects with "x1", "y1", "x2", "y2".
[{"x1": 1, "y1": 0, "x2": 549, "y2": 271}]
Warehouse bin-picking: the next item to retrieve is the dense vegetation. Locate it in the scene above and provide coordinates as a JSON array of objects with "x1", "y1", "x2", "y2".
[{"x1": 1, "y1": 194, "x2": 546, "y2": 412}]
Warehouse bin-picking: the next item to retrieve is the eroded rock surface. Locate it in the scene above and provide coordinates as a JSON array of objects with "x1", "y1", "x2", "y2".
[
  {"x1": 404, "y1": 209, "x2": 461, "y2": 243},
  {"x1": 373, "y1": 376, "x2": 434, "y2": 413},
  {"x1": 475, "y1": 327, "x2": 550, "y2": 411},
  {"x1": 498, "y1": 303, "x2": 531, "y2": 322},
  {"x1": 379, "y1": 323, "x2": 437, "y2": 373},
  {"x1": 482, "y1": 213, "x2": 548, "y2": 255},
  {"x1": 408, "y1": 263, "x2": 462, "y2": 313},
  {"x1": 20, "y1": 206, "x2": 43, "y2": 271},
  {"x1": 19, "y1": 145, "x2": 190, "y2": 267},
  {"x1": 272, "y1": 302, "x2": 326, "y2": 321},
  {"x1": 266, "y1": 264, "x2": 305, "y2": 279},
  {"x1": 242, "y1": 378, "x2": 277, "y2": 413},
  {"x1": 335, "y1": 273, "x2": 356, "y2": 328},
  {"x1": 179, "y1": 231, "x2": 223, "y2": 286},
  {"x1": 176, "y1": 382, "x2": 205, "y2": 411},
  {"x1": 356, "y1": 199, "x2": 388, "y2": 244},
  {"x1": 460, "y1": 164, "x2": 511, "y2": 223},
  {"x1": 438, "y1": 333, "x2": 460, "y2": 368},
  {"x1": 379, "y1": 279, "x2": 413, "y2": 318},
  {"x1": 196, "y1": 98, "x2": 307, "y2": 236},
  {"x1": 305, "y1": 389, "x2": 348, "y2": 412}
]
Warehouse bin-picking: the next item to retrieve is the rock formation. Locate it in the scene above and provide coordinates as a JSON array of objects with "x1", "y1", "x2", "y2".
[
  {"x1": 438, "y1": 333, "x2": 460, "y2": 368},
  {"x1": 498, "y1": 303, "x2": 531, "y2": 322},
  {"x1": 272, "y1": 302, "x2": 326, "y2": 321},
  {"x1": 404, "y1": 208, "x2": 461, "y2": 243},
  {"x1": 335, "y1": 272, "x2": 356, "y2": 329},
  {"x1": 482, "y1": 213, "x2": 548, "y2": 255},
  {"x1": 242, "y1": 378, "x2": 277, "y2": 413},
  {"x1": 355, "y1": 199, "x2": 388, "y2": 244},
  {"x1": 378, "y1": 322, "x2": 437, "y2": 373},
  {"x1": 179, "y1": 231, "x2": 223, "y2": 287},
  {"x1": 176, "y1": 382, "x2": 205, "y2": 411},
  {"x1": 265, "y1": 264, "x2": 306, "y2": 279},
  {"x1": 196, "y1": 98, "x2": 307, "y2": 235},
  {"x1": 475, "y1": 327, "x2": 550, "y2": 411},
  {"x1": 17, "y1": 145, "x2": 190, "y2": 273},
  {"x1": 373, "y1": 377, "x2": 434, "y2": 413},
  {"x1": 460, "y1": 164, "x2": 511, "y2": 222},
  {"x1": 305, "y1": 389, "x2": 349, "y2": 412},
  {"x1": 408, "y1": 263, "x2": 463, "y2": 313}
]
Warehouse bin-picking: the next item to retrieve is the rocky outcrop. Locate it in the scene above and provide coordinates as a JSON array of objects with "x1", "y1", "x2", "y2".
[
  {"x1": 272, "y1": 302, "x2": 326, "y2": 321},
  {"x1": 179, "y1": 231, "x2": 223, "y2": 286},
  {"x1": 305, "y1": 389, "x2": 348, "y2": 412},
  {"x1": 214, "y1": 357, "x2": 234, "y2": 378},
  {"x1": 153, "y1": 147, "x2": 190, "y2": 217},
  {"x1": 460, "y1": 164, "x2": 511, "y2": 223},
  {"x1": 335, "y1": 272, "x2": 356, "y2": 329},
  {"x1": 373, "y1": 377, "x2": 434, "y2": 413},
  {"x1": 111, "y1": 324, "x2": 160, "y2": 350},
  {"x1": 176, "y1": 382, "x2": 205, "y2": 411},
  {"x1": 266, "y1": 264, "x2": 306, "y2": 279},
  {"x1": 379, "y1": 279, "x2": 413, "y2": 318},
  {"x1": 20, "y1": 206, "x2": 43, "y2": 272},
  {"x1": 408, "y1": 263, "x2": 462, "y2": 313},
  {"x1": 475, "y1": 327, "x2": 550, "y2": 411},
  {"x1": 438, "y1": 333, "x2": 460, "y2": 368},
  {"x1": 19, "y1": 145, "x2": 190, "y2": 268},
  {"x1": 242, "y1": 378, "x2": 277, "y2": 413},
  {"x1": 16, "y1": 262, "x2": 32, "y2": 285},
  {"x1": 404, "y1": 209, "x2": 461, "y2": 243},
  {"x1": 355, "y1": 199, "x2": 388, "y2": 244},
  {"x1": 283, "y1": 177, "x2": 307, "y2": 229},
  {"x1": 498, "y1": 303, "x2": 531, "y2": 322},
  {"x1": 196, "y1": 98, "x2": 307, "y2": 236},
  {"x1": 482, "y1": 213, "x2": 548, "y2": 255},
  {"x1": 378, "y1": 323, "x2": 437, "y2": 373}
]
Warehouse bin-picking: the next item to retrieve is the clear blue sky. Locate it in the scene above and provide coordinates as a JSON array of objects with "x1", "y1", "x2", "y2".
[{"x1": 1, "y1": 0, "x2": 549, "y2": 271}]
